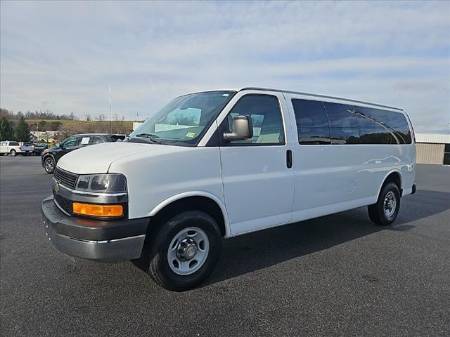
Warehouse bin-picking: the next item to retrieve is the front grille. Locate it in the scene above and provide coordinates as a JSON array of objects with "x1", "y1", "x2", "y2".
[{"x1": 54, "y1": 167, "x2": 79, "y2": 190}]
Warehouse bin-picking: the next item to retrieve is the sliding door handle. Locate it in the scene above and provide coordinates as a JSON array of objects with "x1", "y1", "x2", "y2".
[{"x1": 286, "y1": 150, "x2": 292, "y2": 168}]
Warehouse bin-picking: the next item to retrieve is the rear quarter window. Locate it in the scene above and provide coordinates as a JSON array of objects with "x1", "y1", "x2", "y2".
[{"x1": 356, "y1": 107, "x2": 411, "y2": 144}]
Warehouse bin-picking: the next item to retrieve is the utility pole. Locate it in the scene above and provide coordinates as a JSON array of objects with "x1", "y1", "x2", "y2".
[{"x1": 108, "y1": 85, "x2": 112, "y2": 134}]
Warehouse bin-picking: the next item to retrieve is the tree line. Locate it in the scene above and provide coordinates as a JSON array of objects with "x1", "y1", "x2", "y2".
[
  {"x1": 0, "y1": 108, "x2": 76, "y2": 121},
  {"x1": 1, "y1": 108, "x2": 135, "y2": 143},
  {"x1": 0, "y1": 116, "x2": 31, "y2": 142}
]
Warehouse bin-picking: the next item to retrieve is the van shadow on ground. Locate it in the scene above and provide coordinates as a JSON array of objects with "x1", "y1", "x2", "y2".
[{"x1": 133, "y1": 189, "x2": 450, "y2": 286}]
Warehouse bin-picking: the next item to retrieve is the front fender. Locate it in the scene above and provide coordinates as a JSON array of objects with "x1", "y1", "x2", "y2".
[{"x1": 148, "y1": 191, "x2": 231, "y2": 237}]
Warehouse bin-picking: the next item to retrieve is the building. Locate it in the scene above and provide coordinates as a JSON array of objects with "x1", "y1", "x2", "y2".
[
  {"x1": 30, "y1": 130, "x2": 60, "y2": 144},
  {"x1": 415, "y1": 133, "x2": 450, "y2": 165}
]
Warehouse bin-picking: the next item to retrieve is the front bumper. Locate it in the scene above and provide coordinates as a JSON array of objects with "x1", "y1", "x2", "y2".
[{"x1": 42, "y1": 196, "x2": 149, "y2": 262}]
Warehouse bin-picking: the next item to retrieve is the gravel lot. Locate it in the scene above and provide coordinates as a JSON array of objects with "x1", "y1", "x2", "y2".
[{"x1": 1, "y1": 157, "x2": 449, "y2": 337}]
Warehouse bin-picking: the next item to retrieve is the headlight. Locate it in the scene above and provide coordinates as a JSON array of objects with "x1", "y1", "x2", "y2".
[{"x1": 75, "y1": 174, "x2": 127, "y2": 193}]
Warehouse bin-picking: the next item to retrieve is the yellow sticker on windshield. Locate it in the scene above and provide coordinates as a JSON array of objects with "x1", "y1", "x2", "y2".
[{"x1": 186, "y1": 132, "x2": 196, "y2": 138}]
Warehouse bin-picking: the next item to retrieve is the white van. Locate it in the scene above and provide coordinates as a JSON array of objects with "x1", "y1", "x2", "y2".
[{"x1": 42, "y1": 88, "x2": 416, "y2": 290}]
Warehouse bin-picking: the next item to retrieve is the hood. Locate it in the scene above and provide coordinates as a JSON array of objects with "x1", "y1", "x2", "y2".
[{"x1": 56, "y1": 142, "x2": 157, "y2": 174}]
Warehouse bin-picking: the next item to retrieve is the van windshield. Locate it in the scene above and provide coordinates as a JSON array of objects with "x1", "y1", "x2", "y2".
[{"x1": 129, "y1": 91, "x2": 235, "y2": 145}]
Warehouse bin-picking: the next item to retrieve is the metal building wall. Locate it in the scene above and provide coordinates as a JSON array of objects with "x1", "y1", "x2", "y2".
[{"x1": 416, "y1": 143, "x2": 444, "y2": 164}]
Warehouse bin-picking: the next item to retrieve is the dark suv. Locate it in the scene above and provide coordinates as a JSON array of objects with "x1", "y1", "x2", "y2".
[{"x1": 41, "y1": 133, "x2": 125, "y2": 174}]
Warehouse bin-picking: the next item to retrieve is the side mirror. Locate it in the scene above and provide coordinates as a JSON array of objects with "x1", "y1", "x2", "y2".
[{"x1": 223, "y1": 115, "x2": 253, "y2": 142}]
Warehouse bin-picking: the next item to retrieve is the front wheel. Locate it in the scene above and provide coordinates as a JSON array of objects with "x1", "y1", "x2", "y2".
[
  {"x1": 146, "y1": 211, "x2": 222, "y2": 291},
  {"x1": 9, "y1": 149, "x2": 16, "y2": 157},
  {"x1": 368, "y1": 182, "x2": 400, "y2": 226},
  {"x1": 44, "y1": 156, "x2": 56, "y2": 174}
]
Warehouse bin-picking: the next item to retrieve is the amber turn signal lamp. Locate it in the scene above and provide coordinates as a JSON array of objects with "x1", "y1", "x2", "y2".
[{"x1": 72, "y1": 202, "x2": 124, "y2": 218}]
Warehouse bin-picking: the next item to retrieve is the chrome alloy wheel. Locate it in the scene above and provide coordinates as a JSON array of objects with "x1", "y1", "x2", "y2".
[
  {"x1": 167, "y1": 227, "x2": 209, "y2": 276},
  {"x1": 45, "y1": 157, "x2": 55, "y2": 173},
  {"x1": 383, "y1": 191, "x2": 397, "y2": 219}
]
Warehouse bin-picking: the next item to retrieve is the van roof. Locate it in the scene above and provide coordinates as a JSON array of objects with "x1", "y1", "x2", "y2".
[{"x1": 239, "y1": 87, "x2": 404, "y2": 112}]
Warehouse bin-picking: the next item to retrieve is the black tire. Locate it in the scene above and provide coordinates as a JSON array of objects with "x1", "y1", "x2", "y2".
[
  {"x1": 9, "y1": 149, "x2": 16, "y2": 157},
  {"x1": 146, "y1": 210, "x2": 222, "y2": 291},
  {"x1": 368, "y1": 182, "x2": 401, "y2": 226},
  {"x1": 43, "y1": 156, "x2": 56, "y2": 174}
]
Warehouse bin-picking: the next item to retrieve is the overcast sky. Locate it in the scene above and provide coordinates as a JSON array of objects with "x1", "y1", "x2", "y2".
[{"x1": 1, "y1": 1, "x2": 449, "y2": 132}]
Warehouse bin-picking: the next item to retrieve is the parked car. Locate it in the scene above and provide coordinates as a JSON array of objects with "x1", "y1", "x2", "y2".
[
  {"x1": 33, "y1": 143, "x2": 48, "y2": 156},
  {"x1": 41, "y1": 133, "x2": 125, "y2": 174},
  {"x1": 0, "y1": 141, "x2": 22, "y2": 156},
  {"x1": 20, "y1": 142, "x2": 35, "y2": 155},
  {"x1": 42, "y1": 88, "x2": 416, "y2": 291}
]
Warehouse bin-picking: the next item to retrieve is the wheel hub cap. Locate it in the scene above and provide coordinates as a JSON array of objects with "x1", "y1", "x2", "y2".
[
  {"x1": 45, "y1": 159, "x2": 54, "y2": 170},
  {"x1": 176, "y1": 238, "x2": 198, "y2": 261},
  {"x1": 383, "y1": 191, "x2": 397, "y2": 218},
  {"x1": 167, "y1": 227, "x2": 210, "y2": 276}
]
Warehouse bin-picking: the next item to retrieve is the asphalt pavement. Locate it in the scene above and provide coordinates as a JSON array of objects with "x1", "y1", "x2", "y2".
[{"x1": 1, "y1": 156, "x2": 449, "y2": 337}]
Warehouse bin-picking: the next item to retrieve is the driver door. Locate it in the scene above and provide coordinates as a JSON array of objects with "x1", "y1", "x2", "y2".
[{"x1": 218, "y1": 93, "x2": 294, "y2": 236}]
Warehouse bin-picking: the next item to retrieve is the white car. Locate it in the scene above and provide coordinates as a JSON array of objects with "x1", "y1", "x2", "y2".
[
  {"x1": 0, "y1": 141, "x2": 22, "y2": 156},
  {"x1": 42, "y1": 87, "x2": 416, "y2": 290}
]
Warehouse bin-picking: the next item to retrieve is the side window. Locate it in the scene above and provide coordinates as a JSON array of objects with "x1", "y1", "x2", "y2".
[
  {"x1": 224, "y1": 94, "x2": 284, "y2": 145},
  {"x1": 356, "y1": 107, "x2": 399, "y2": 144},
  {"x1": 292, "y1": 99, "x2": 330, "y2": 145},
  {"x1": 62, "y1": 136, "x2": 80, "y2": 149},
  {"x1": 89, "y1": 136, "x2": 104, "y2": 145},
  {"x1": 9, "y1": 141, "x2": 19, "y2": 146},
  {"x1": 323, "y1": 102, "x2": 360, "y2": 144}
]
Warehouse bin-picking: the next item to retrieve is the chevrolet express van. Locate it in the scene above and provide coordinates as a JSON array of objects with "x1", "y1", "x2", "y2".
[{"x1": 42, "y1": 88, "x2": 416, "y2": 290}]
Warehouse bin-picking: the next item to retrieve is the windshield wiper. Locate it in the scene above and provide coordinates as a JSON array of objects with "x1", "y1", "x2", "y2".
[{"x1": 133, "y1": 133, "x2": 163, "y2": 144}]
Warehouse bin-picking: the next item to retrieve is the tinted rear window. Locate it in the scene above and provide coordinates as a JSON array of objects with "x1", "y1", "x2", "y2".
[
  {"x1": 323, "y1": 102, "x2": 360, "y2": 144},
  {"x1": 355, "y1": 107, "x2": 411, "y2": 144},
  {"x1": 292, "y1": 99, "x2": 331, "y2": 144},
  {"x1": 291, "y1": 99, "x2": 411, "y2": 145}
]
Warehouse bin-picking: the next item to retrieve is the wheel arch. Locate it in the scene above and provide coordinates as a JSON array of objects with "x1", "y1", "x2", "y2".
[
  {"x1": 43, "y1": 153, "x2": 56, "y2": 161},
  {"x1": 43, "y1": 153, "x2": 57, "y2": 171},
  {"x1": 377, "y1": 170, "x2": 402, "y2": 198},
  {"x1": 148, "y1": 192, "x2": 230, "y2": 238}
]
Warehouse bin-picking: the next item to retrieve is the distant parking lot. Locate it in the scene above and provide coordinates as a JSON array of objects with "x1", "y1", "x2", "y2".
[{"x1": 1, "y1": 156, "x2": 449, "y2": 337}]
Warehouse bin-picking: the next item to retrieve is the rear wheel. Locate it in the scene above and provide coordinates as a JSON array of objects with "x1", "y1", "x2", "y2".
[
  {"x1": 9, "y1": 149, "x2": 16, "y2": 157},
  {"x1": 146, "y1": 210, "x2": 222, "y2": 291},
  {"x1": 368, "y1": 182, "x2": 400, "y2": 226},
  {"x1": 44, "y1": 156, "x2": 56, "y2": 174}
]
